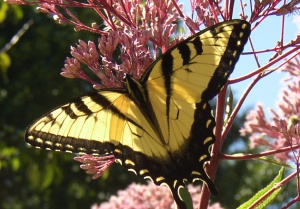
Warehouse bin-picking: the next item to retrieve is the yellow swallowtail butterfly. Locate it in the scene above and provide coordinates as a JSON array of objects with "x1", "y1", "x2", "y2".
[{"x1": 26, "y1": 19, "x2": 251, "y2": 209}]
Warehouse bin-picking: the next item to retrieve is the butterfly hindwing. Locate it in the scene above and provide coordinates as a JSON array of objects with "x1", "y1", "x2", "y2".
[{"x1": 26, "y1": 20, "x2": 251, "y2": 209}]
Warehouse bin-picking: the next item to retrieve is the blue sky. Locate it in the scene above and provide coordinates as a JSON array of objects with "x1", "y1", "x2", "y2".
[{"x1": 232, "y1": 16, "x2": 298, "y2": 116}]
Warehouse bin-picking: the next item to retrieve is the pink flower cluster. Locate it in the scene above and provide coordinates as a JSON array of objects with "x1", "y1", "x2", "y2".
[
  {"x1": 42, "y1": 0, "x2": 187, "y2": 89},
  {"x1": 240, "y1": 57, "x2": 300, "y2": 162},
  {"x1": 91, "y1": 182, "x2": 223, "y2": 209},
  {"x1": 74, "y1": 154, "x2": 116, "y2": 179}
]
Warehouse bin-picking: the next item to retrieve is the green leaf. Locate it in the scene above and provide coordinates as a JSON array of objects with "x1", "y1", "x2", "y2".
[
  {"x1": 41, "y1": 164, "x2": 55, "y2": 190},
  {"x1": 11, "y1": 157, "x2": 20, "y2": 171},
  {"x1": 0, "y1": 2, "x2": 9, "y2": 23},
  {"x1": 228, "y1": 155, "x2": 294, "y2": 169},
  {"x1": 237, "y1": 167, "x2": 285, "y2": 209},
  {"x1": 258, "y1": 157, "x2": 294, "y2": 169},
  {"x1": 179, "y1": 186, "x2": 193, "y2": 209},
  {"x1": 0, "y1": 146, "x2": 19, "y2": 170},
  {"x1": 10, "y1": 4, "x2": 24, "y2": 20},
  {"x1": 27, "y1": 164, "x2": 41, "y2": 188},
  {"x1": 0, "y1": 53, "x2": 11, "y2": 83},
  {"x1": 0, "y1": 53, "x2": 11, "y2": 74}
]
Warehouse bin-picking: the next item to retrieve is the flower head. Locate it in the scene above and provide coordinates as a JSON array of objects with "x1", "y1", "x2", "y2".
[
  {"x1": 241, "y1": 56, "x2": 300, "y2": 162},
  {"x1": 74, "y1": 154, "x2": 115, "y2": 179},
  {"x1": 91, "y1": 182, "x2": 224, "y2": 209}
]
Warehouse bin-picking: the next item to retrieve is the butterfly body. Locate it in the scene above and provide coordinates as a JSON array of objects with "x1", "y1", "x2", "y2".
[{"x1": 26, "y1": 20, "x2": 251, "y2": 209}]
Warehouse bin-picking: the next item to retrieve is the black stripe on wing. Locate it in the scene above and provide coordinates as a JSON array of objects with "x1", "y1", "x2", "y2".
[
  {"x1": 161, "y1": 53, "x2": 173, "y2": 121},
  {"x1": 177, "y1": 37, "x2": 203, "y2": 65}
]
